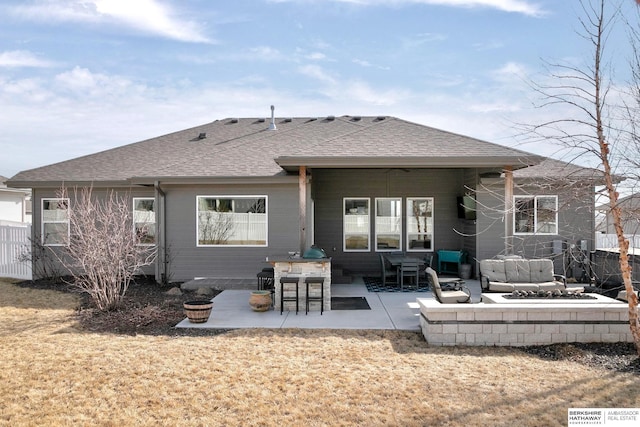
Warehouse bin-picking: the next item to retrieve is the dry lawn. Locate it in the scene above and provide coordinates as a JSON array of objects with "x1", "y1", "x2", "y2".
[{"x1": 1, "y1": 279, "x2": 639, "y2": 427}]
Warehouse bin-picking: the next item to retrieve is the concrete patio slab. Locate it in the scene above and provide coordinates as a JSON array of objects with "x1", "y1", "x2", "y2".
[{"x1": 175, "y1": 278, "x2": 483, "y2": 331}]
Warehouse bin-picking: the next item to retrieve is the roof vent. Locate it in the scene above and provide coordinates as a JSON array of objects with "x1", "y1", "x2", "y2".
[
  {"x1": 258, "y1": 118, "x2": 266, "y2": 123},
  {"x1": 282, "y1": 118, "x2": 292, "y2": 123},
  {"x1": 230, "y1": 118, "x2": 239, "y2": 124},
  {"x1": 268, "y1": 105, "x2": 277, "y2": 130},
  {"x1": 197, "y1": 132, "x2": 207, "y2": 140},
  {"x1": 350, "y1": 116, "x2": 361, "y2": 122},
  {"x1": 326, "y1": 115, "x2": 335, "y2": 121},
  {"x1": 375, "y1": 116, "x2": 386, "y2": 121}
]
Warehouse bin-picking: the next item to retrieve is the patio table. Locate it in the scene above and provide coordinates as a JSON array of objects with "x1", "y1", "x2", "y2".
[{"x1": 385, "y1": 255, "x2": 426, "y2": 288}]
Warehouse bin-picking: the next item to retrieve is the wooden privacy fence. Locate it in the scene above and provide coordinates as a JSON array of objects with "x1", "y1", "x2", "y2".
[{"x1": 0, "y1": 225, "x2": 32, "y2": 280}]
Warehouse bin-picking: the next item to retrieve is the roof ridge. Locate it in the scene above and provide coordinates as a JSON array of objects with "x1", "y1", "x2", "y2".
[{"x1": 283, "y1": 116, "x2": 395, "y2": 153}]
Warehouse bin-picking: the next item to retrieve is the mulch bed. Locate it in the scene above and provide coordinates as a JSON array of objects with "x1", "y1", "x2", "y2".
[
  {"x1": 16, "y1": 276, "x2": 227, "y2": 337},
  {"x1": 14, "y1": 277, "x2": 640, "y2": 374}
]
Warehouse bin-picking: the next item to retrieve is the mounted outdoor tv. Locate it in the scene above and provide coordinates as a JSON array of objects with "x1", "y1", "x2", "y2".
[{"x1": 457, "y1": 196, "x2": 477, "y2": 220}]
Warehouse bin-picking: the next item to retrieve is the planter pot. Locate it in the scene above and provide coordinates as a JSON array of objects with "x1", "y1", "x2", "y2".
[
  {"x1": 459, "y1": 264, "x2": 472, "y2": 280},
  {"x1": 249, "y1": 290, "x2": 272, "y2": 312},
  {"x1": 183, "y1": 300, "x2": 213, "y2": 323}
]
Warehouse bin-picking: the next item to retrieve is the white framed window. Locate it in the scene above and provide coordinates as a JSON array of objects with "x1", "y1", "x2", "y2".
[
  {"x1": 344, "y1": 198, "x2": 370, "y2": 252},
  {"x1": 197, "y1": 196, "x2": 267, "y2": 246},
  {"x1": 42, "y1": 198, "x2": 69, "y2": 246},
  {"x1": 514, "y1": 195, "x2": 558, "y2": 235},
  {"x1": 375, "y1": 198, "x2": 402, "y2": 251},
  {"x1": 133, "y1": 198, "x2": 156, "y2": 246},
  {"x1": 406, "y1": 198, "x2": 433, "y2": 251}
]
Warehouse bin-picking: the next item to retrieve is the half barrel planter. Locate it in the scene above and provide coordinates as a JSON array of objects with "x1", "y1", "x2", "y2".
[{"x1": 183, "y1": 300, "x2": 213, "y2": 323}]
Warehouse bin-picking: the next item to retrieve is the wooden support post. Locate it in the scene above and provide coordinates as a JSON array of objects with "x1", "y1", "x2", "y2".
[
  {"x1": 504, "y1": 166, "x2": 514, "y2": 255},
  {"x1": 299, "y1": 166, "x2": 307, "y2": 255}
]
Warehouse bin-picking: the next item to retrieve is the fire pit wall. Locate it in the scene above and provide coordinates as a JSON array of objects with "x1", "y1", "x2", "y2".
[{"x1": 418, "y1": 295, "x2": 636, "y2": 346}]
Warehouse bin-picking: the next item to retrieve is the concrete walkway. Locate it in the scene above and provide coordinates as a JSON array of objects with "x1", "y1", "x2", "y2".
[{"x1": 176, "y1": 277, "x2": 482, "y2": 331}]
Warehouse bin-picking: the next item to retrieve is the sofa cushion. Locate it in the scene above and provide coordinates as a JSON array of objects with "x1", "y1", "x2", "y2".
[
  {"x1": 488, "y1": 281, "x2": 514, "y2": 292},
  {"x1": 504, "y1": 259, "x2": 531, "y2": 283},
  {"x1": 529, "y1": 259, "x2": 554, "y2": 282},
  {"x1": 438, "y1": 290, "x2": 472, "y2": 303},
  {"x1": 512, "y1": 283, "x2": 541, "y2": 291},
  {"x1": 480, "y1": 260, "x2": 507, "y2": 283},
  {"x1": 537, "y1": 282, "x2": 565, "y2": 291}
]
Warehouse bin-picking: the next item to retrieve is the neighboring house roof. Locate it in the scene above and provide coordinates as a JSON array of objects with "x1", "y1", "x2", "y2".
[
  {"x1": 597, "y1": 193, "x2": 640, "y2": 210},
  {"x1": 9, "y1": 115, "x2": 548, "y2": 187},
  {"x1": 513, "y1": 157, "x2": 607, "y2": 182},
  {"x1": 0, "y1": 175, "x2": 30, "y2": 195}
]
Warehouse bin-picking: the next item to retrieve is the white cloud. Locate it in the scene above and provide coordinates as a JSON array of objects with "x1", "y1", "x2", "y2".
[
  {"x1": 247, "y1": 46, "x2": 285, "y2": 60},
  {"x1": 307, "y1": 52, "x2": 327, "y2": 61},
  {"x1": 473, "y1": 40, "x2": 505, "y2": 51},
  {"x1": 352, "y1": 58, "x2": 390, "y2": 70},
  {"x1": 9, "y1": 0, "x2": 212, "y2": 43},
  {"x1": 298, "y1": 64, "x2": 338, "y2": 85},
  {"x1": 53, "y1": 66, "x2": 136, "y2": 97},
  {"x1": 353, "y1": 59, "x2": 372, "y2": 67},
  {"x1": 94, "y1": 0, "x2": 211, "y2": 43},
  {"x1": 339, "y1": 80, "x2": 410, "y2": 106},
  {"x1": 0, "y1": 50, "x2": 56, "y2": 68},
  {"x1": 270, "y1": 0, "x2": 547, "y2": 17},
  {"x1": 491, "y1": 62, "x2": 529, "y2": 86}
]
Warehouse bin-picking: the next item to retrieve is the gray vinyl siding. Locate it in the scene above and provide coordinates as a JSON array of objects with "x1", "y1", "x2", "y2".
[
  {"x1": 475, "y1": 179, "x2": 595, "y2": 279},
  {"x1": 311, "y1": 168, "x2": 473, "y2": 276},
  {"x1": 163, "y1": 183, "x2": 299, "y2": 282},
  {"x1": 461, "y1": 169, "x2": 478, "y2": 276},
  {"x1": 475, "y1": 182, "x2": 508, "y2": 264},
  {"x1": 31, "y1": 187, "x2": 156, "y2": 279}
]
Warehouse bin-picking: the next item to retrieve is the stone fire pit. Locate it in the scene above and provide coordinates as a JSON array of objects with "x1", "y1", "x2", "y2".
[
  {"x1": 418, "y1": 292, "x2": 631, "y2": 346},
  {"x1": 504, "y1": 289, "x2": 596, "y2": 300}
]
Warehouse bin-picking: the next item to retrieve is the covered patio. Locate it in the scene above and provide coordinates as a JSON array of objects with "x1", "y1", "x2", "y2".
[{"x1": 176, "y1": 277, "x2": 483, "y2": 331}]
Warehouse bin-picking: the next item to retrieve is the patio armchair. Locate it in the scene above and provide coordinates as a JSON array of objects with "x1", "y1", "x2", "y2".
[
  {"x1": 379, "y1": 254, "x2": 398, "y2": 287},
  {"x1": 425, "y1": 267, "x2": 471, "y2": 303}
]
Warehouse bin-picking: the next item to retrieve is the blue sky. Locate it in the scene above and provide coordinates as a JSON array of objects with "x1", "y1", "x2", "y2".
[{"x1": 0, "y1": 0, "x2": 636, "y2": 177}]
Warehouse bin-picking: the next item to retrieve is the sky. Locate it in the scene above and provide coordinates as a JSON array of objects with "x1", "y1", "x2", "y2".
[{"x1": 1, "y1": 0, "x2": 638, "y2": 178}]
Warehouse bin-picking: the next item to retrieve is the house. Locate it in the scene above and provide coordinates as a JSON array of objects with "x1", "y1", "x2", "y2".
[
  {"x1": 8, "y1": 113, "x2": 604, "y2": 284},
  {"x1": 0, "y1": 175, "x2": 31, "y2": 226},
  {"x1": 596, "y1": 193, "x2": 640, "y2": 236}
]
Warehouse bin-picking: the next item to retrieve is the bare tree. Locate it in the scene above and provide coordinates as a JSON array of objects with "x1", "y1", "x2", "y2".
[
  {"x1": 198, "y1": 211, "x2": 235, "y2": 245},
  {"x1": 58, "y1": 187, "x2": 156, "y2": 311},
  {"x1": 523, "y1": 0, "x2": 640, "y2": 353}
]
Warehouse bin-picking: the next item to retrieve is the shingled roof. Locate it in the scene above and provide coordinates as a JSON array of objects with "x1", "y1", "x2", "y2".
[{"x1": 9, "y1": 115, "x2": 545, "y2": 187}]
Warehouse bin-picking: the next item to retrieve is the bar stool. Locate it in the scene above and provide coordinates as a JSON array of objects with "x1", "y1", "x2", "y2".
[
  {"x1": 280, "y1": 276, "x2": 300, "y2": 315},
  {"x1": 305, "y1": 276, "x2": 324, "y2": 315}
]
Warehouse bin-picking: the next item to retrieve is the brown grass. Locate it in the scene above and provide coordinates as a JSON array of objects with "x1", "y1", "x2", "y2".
[{"x1": 1, "y1": 279, "x2": 639, "y2": 427}]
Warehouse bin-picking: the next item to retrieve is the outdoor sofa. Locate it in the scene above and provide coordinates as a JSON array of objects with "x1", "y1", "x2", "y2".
[{"x1": 479, "y1": 258, "x2": 566, "y2": 292}]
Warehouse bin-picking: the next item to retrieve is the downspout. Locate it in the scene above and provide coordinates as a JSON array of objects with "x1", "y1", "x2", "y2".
[
  {"x1": 154, "y1": 181, "x2": 167, "y2": 284},
  {"x1": 299, "y1": 166, "x2": 307, "y2": 255}
]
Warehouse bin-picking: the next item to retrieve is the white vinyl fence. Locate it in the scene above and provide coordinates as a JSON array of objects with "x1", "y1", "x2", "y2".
[
  {"x1": 596, "y1": 233, "x2": 640, "y2": 250},
  {"x1": 0, "y1": 225, "x2": 32, "y2": 280}
]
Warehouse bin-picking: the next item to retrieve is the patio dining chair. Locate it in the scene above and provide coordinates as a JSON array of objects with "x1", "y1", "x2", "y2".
[
  {"x1": 379, "y1": 254, "x2": 398, "y2": 287},
  {"x1": 400, "y1": 261, "x2": 421, "y2": 291},
  {"x1": 425, "y1": 267, "x2": 471, "y2": 303}
]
